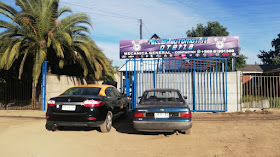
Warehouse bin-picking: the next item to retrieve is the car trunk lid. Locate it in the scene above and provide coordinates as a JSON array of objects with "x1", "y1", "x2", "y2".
[
  {"x1": 135, "y1": 103, "x2": 191, "y2": 120},
  {"x1": 50, "y1": 95, "x2": 103, "y2": 113}
]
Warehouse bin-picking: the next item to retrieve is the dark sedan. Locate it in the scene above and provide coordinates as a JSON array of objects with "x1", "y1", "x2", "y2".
[
  {"x1": 133, "y1": 88, "x2": 192, "y2": 134},
  {"x1": 46, "y1": 84, "x2": 129, "y2": 133}
]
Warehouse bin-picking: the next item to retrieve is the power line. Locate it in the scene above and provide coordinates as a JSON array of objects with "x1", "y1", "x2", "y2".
[
  {"x1": 59, "y1": 1, "x2": 155, "y2": 39},
  {"x1": 60, "y1": 0, "x2": 139, "y2": 21},
  {"x1": 143, "y1": 23, "x2": 152, "y2": 36}
]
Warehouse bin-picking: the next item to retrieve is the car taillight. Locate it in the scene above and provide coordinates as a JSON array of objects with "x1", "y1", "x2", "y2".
[
  {"x1": 47, "y1": 100, "x2": 56, "y2": 106},
  {"x1": 179, "y1": 112, "x2": 191, "y2": 118},
  {"x1": 83, "y1": 99, "x2": 105, "y2": 107},
  {"x1": 88, "y1": 117, "x2": 96, "y2": 120},
  {"x1": 46, "y1": 116, "x2": 49, "y2": 119},
  {"x1": 134, "y1": 112, "x2": 146, "y2": 118}
]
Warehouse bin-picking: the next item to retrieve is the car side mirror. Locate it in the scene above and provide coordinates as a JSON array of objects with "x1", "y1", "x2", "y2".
[{"x1": 183, "y1": 96, "x2": 187, "y2": 99}]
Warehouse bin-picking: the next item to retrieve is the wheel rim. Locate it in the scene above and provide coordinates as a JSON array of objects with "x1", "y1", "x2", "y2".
[{"x1": 106, "y1": 113, "x2": 112, "y2": 130}]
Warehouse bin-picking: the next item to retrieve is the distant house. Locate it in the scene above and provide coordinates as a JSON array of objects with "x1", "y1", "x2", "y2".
[{"x1": 237, "y1": 64, "x2": 280, "y2": 75}]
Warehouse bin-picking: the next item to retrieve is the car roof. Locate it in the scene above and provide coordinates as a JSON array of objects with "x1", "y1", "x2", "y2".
[
  {"x1": 60, "y1": 84, "x2": 115, "y2": 96},
  {"x1": 70, "y1": 84, "x2": 115, "y2": 89},
  {"x1": 144, "y1": 88, "x2": 180, "y2": 92}
]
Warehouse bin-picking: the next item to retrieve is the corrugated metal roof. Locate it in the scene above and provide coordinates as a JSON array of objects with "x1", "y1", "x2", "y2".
[{"x1": 237, "y1": 64, "x2": 280, "y2": 73}]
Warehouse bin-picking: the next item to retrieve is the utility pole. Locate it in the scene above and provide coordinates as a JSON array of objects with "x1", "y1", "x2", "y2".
[{"x1": 139, "y1": 19, "x2": 142, "y2": 39}]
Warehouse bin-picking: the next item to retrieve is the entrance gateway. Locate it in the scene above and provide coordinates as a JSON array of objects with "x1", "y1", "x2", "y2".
[{"x1": 119, "y1": 36, "x2": 239, "y2": 112}]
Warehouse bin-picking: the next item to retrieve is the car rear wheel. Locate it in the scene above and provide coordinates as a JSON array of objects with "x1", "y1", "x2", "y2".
[
  {"x1": 45, "y1": 123, "x2": 57, "y2": 131},
  {"x1": 100, "y1": 111, "x2": 113, "y2": 133}
]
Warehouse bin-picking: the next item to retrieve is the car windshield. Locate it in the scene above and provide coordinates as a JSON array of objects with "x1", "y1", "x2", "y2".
[
  {"x1": 61, "y1": 87, "x2": 101, "y2": 96},
  {"x1": 140, "y1": 90, "x2": 184, "y2": 104}
]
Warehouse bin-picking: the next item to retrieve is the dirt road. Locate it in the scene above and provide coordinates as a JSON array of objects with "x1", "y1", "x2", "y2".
[{"x1": 0, "y1": 110, "x2": 280, "y2": 157}]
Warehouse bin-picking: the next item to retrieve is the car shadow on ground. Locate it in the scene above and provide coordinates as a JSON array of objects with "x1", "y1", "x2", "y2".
[
  {"x1": 55, "y1": 126, "x2": 99, "y2": 132},
  {"x1": 112, "y1": 112, "x2": 175, "y2": 136}
]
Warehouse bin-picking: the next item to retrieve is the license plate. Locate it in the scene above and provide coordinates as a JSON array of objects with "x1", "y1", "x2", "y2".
[
  {"x1": 62, "y1": 105, "x2": 76, "y2": 111},
  {"x1": 154, "y1": 113, "x2": 169, "y2": 118}
]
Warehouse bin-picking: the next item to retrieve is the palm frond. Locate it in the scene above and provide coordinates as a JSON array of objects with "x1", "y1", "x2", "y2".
[
  {"x1": 70, "y1": 26, "x2": 90, "y2": 34},
  {"x1": 0, "y1": 46, "x2": 11, "y2": 69},
  {"x1": 60, "y1": 13, "x2": 92, "y2": 31},
  {"x1": 15, "y1": 0, "x2": 34, "y2": 12},
  {"x1": 51, "y1": 38, "x2": 64, "y2": 58},
  {"x1": 18, "y1": 49, "x2": 29, "y2": 79},
  {"x1": 0, "y1": 1, "x2": 18, "y2": 17},
  {"x1": 0, "y1": 20, "x2": 19, "y2": 30},
  {"x1": 58, "y1": 59, "x2": 64, "y2": 69},
  {"x1": 5, "y1": 40, "x2": 22, "y2": 69},
  {"x1": 0, "y1": 9, "x2": 14, "y2": 20},
  {"x1": 59, "y1": 32, "x2": 72, "y2": 46},
  {"x1": 0, "y1": 0, "x2": 115, "y2": 84},
  {"x1": 58, "y1": 6, "x2": 71, "y2": 17}
]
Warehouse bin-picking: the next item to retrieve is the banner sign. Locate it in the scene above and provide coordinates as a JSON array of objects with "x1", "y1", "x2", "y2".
[{"x1": 120, "y1": 36, "x2": 239, "y2": 59}]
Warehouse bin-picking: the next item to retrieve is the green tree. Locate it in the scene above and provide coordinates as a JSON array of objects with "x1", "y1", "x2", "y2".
[
  {"x1": 258, "y1": 34, "x2": 280, "y2": 65},
  {"x1": 187, "y1": 21, "x2": 229, "y2": 37},
  {"x1": 186, "y1": 21, "x2": 246, "y2": 71},
  {"x1": 0, "y1": 0, "x2": 115, "y2": 106}
]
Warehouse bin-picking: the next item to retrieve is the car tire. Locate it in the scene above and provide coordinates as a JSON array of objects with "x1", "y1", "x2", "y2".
[
  {"x1": 45, "y1": 123, "x2": 52, "y2": 131},
  {"x1": 100, "y1": 111, "x2": 113, "y2": 133},
  {"x1": 182, "y1": 129, "x2": 191, "y2": 135},
  {"x1": 45, "y1": 123, "x2": 57, "y2": 131}
]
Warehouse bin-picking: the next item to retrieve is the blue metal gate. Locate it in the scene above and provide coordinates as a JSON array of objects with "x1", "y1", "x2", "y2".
[{"x1": 121, "y1": 58, "x2": 227, "y2": 112}]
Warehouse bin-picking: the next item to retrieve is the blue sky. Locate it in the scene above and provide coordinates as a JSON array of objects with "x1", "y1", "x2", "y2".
[{"x1": 2, "y1": 0, "x2": 280, "y2": 67}]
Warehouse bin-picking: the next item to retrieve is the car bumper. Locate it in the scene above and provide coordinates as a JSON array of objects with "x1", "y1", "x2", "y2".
[
  {"x1": 133, "y1": 121, "x2": 192, "y2": 132},
  {"x1": 47, "y1": 120, "x2": 104, "y2": 127}
]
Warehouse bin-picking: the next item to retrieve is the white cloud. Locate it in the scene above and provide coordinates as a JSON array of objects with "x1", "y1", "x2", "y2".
[{"x1": 62, "y1": 0, "x2": 208, "y2": 66}]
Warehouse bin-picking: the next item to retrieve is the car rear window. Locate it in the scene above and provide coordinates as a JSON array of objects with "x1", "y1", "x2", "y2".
[
  {"x1": 61, "y1": 87, "x2": 101, "y2": 96},
  {"x1": 140, "y1": 90, "x2": 184, "y2": 104}
]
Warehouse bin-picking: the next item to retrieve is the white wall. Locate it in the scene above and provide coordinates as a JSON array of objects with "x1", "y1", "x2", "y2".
[
  {"x1": 46, "y1": 73, "x2": 122, "y2": 103},
  {"x1": 46, "y1": 74, "x2": 87, "y2": 102},
  {"x1": 227, "y1": 71, "x2": 242, "y2": 112}
]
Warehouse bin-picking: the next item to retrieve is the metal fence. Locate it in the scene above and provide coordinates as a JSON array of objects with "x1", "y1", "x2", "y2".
[
  {"x1": 0, "y1": 78, "x2": 38, "y2": 110},
  {"x1": 122, "y1": 58, "x2": 228, "y2": 112},
  {"x1": 241, "y1": 75, "x2": 280, "y2": 109}
]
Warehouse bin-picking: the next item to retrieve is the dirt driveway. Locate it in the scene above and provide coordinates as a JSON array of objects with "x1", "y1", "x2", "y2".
[{"x1": 0, "y1": 110, "x2": 280, "y2": 157}]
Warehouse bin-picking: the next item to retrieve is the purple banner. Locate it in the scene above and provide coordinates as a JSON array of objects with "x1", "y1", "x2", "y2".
[{"x1": 120, "y1": 36, "x2": 239, "y2": 59}]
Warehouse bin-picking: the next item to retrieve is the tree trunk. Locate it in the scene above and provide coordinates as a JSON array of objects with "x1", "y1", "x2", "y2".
[{"x1": 32, "y1": 81, "x2": 37, "y2": 109}]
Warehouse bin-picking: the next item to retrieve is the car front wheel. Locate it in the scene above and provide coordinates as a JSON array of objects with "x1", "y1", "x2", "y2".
[{"x1": 100, "y1": 111, "x2": 113, "y2": 133}]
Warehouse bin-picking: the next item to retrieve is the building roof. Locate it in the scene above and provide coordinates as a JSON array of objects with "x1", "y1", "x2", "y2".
[
  {"x1": 237, "y1": 64, "x2": 280, "y2": 73},
  {"x1": 150, "y1": 34, "x2": 160, "y2": 39},
  {"x1": 236, "y1": 65, "x2": 263, "y2": 72}
]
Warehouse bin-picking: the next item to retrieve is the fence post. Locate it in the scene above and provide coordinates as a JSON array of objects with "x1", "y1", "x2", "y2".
[
  {"x1": 133, "y1": 58, "x2": 137, "y2": 110},
  {"x1": 193, "y1": 60, "x2": 196, "y2": 111},
  {"x1": 41, "y1": 61, "x2": 47, "y2": 111},
  {"x1": 232, "y1": 56, "x2": 235, "y2": 71}
]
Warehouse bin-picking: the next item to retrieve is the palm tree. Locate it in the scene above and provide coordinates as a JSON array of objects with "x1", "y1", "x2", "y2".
[{"x1": 0, "y1": 0, "x2": 115, "y2": 106}]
